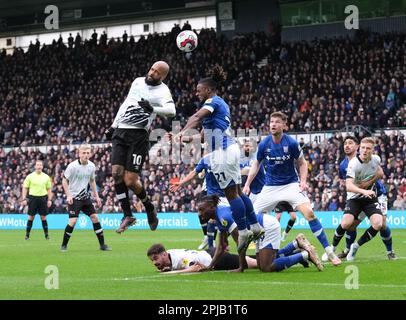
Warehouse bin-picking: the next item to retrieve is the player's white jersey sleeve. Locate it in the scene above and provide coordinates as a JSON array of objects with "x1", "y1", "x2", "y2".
[
  {"x1": 168, "y1": 249, "x2": 212, "y2": 270},
  {"x1": 63, "y1": 162, "x2": 73, "y2": 180},
  {"x1": 112, "y1": 77, "x2": 175, "y2": 129},
  {"x1": 371, "y1": 154, "x2": 381, "y2": 165},
  {"x1": 346, "y1": 157, "x2": 358, "y2": 179},
  {"x1": 152, "y1": 84, "x2": 175, "y2": 117}
]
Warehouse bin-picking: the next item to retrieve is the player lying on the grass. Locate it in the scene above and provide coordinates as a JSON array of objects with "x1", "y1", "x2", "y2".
[
  {"x1": 326, "y1": 137, "x2": 385, "y2": 261},
  {"x1": 147, "y1": 243, "x2": 257, "y2": 274},
  {"x1": 321, "y1": 136, "x2": 397, "y2": 261},
  {"x1": 243, "y1": 111, "x2": 341, "y2": 266},
  {"x1": 197, "y1": 194, "x2": 323, "y2": 272}
]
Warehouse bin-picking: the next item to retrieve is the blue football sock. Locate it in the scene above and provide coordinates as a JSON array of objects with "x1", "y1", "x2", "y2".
[
  {"x1": 309, "y1": 218, "x2": 329, "y2": 249},
  {"x1": 239, "y1": 193, "x2": 258, "y2": 225},
  {"x1": 207, "y1": 221, "x2": 216, "y2": 248},
  {"x1": 277, "y1": 241, "x2": 297, "y2": 258},
  {"x1": 345, "y1": 230, "x2": 357, "y2": 250},
  {"x1": 380, "y1": 226, "x2": 393, "y2": 252},
  {"x1": 272, "y1": 253, "x2": 304, "y2": 272},
  {"x1": 229, "y1": 197, "x2": 247, "y2": 230}
]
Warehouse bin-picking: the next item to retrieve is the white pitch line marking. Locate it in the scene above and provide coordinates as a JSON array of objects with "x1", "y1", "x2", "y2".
[{"x1": 111, "y1": 277, "x2": 406, "y2": 289}]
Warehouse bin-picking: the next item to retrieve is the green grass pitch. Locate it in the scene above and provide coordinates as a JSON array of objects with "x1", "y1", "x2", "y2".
[{"x1": 0, "y1": 229, "x2": 405, "y2": 300}]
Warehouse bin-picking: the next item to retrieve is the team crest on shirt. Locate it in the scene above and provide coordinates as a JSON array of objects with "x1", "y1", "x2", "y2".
[
  {"x1": 221, "y1": 219, "x2": 228, "y2": 227},
  {"x1": 182, "y1": 259, "x2": 189, "y2": 267},
  {"x1": 283, "y1": 146, "x2": 289, "y2": 153},
  {"x1": 205, "y1": 98, "x2": 213, "y2": 104}
]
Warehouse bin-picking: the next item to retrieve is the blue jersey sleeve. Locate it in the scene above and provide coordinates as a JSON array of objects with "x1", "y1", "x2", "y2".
[
  {"x1": 202, "y1": 98, "x2": 216, "y2": 113},
  {"x1": 339, "y1": 165, "x2": 346, "y2": 180},
  {"x1": 215, "y1": 206, "x2": 235, "y2": 233},
  {"x1": 257, "y1": 139, "x2": 266, "y2": 163},
  {"x1": 290, "y1": 139, "x2": 302, "y2": 160},
  {"x1": 195, "y1": 157, "x2": 208, "y2": 173}
]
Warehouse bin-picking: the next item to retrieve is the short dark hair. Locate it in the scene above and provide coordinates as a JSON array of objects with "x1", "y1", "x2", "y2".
[
  {"x1": 270, "y1": 111, "x2": 287, "y2": 122},
  {"x1": 343, "y1": 136, "x2": 359, "y2": 144},
  {"x1": 147, "y1": 243, "x2": 166, "y2": 257}
]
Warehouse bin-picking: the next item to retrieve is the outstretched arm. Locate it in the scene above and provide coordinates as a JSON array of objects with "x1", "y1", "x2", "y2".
[
  {"x1": 180, "y1": 108, "x2": 211, "y2": 133},
  {"x1": 203, "y1": 232, "x2": 229, "y2": 271},
  {"x1": 161, "y1": 263, "x2": 206, "y2": 274},
  {"x1": 169, "y1": 169, "x2": 198, "y2": 192}
]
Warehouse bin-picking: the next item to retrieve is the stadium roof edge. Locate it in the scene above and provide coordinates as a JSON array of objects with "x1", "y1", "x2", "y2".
[{"x1": 0, "y1": 5, "x2": 215, "y2": 38}]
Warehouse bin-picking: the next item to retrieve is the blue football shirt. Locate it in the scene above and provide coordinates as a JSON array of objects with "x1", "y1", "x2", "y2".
[
  {"x1": 201, "y1": 95, "x2": 236, "y2": 151},
  {"x1": 257, "y1": 134, "x2": 303, "y2": 186}
]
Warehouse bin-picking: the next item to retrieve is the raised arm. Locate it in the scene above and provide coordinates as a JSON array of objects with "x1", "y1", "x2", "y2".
[
  {"x1": 169, "y1": 169, "x2": 198, "y2": 192},
  {"x1": 180, "y1": 108, "x2": 211, "y2": 133}
]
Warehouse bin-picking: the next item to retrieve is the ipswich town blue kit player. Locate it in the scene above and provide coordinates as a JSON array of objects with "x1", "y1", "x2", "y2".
[
  {"x1": 178, "y1": 64, "x2": 264, "y2": 253},
  {"x1": 243, "y1": 112, "x2": 341, "y2": 266}
]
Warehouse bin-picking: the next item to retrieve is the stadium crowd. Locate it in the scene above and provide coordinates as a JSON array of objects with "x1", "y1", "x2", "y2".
[
  {"x1": 0, "y1": 27, "x2": 406, "y2": 214},
  {"x1": 1, "y1": 29, "x2": 405, "y2": 147}
]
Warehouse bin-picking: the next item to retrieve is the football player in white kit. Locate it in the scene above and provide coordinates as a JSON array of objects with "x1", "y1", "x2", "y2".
[
  {"x1": 61, "y1": 144, "x2": 111, "y2": 252},
  {"x1": 330, "y1": 137, "x2": 385, "y2": 261},
  {"x1": 147, "y1": 243, "x2": 257, "y2": 274},
  {"x1": 105, "y1": 61, "x2": 176, "y2": 233},
  {"x1": 322, "y1": 136, "x2": 397, "y2": 261}
]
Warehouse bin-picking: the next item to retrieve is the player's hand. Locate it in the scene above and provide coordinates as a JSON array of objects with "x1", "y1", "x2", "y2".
[
  {"x1": 138, "y1": 98, "x2": 154, "y2": 113},
  {"x1": 174, "y1": 132, "x2": 192, "y2": 143},
  {"x1": 191, "y1": 263, "x2": 207, "y2": 272},
  {"x1": 299, "y1": 181, "x2": 309, "y2": 192},
  {"x1": 164, "y1": 132, "x2": 173, "y2": 144},
  {"x1": 104, "y1": 127, "x2": 115, "y2": 141},
  {"x1": 169, "y1": 182, "x2": 181, "y2": 192},
  {"x1": 173, "y1": 132, "x2": 182, "y2": 143},
  {"x1": 362, "y1": 190, "x2": 376, "y2": 199},
  {"x1": 358, "y1": 180, "x2": 372, "y2": 189},
  {"x1": 47, "y1": 200, "x2": 52, "y2": 208},
  {"x1": 228, "y1": 267, "x2": 244, "y2": 273},
  {"x1": 197, "y1": 265, "x2": 212, "y2": 272},
  {"x1": 95, "y1": 197, "x2": 102, "y2": 208},
  {"x1": 242, "y1": 185, "x2": 250, "y2": 195},
  {"x1": 67, "y1": 196, "x2": 73, "y2": 205}
]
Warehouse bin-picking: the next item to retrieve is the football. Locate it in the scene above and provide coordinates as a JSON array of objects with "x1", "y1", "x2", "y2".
[{"x1": 176, "y1": 30, "x2": 198, "y2": 52}]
